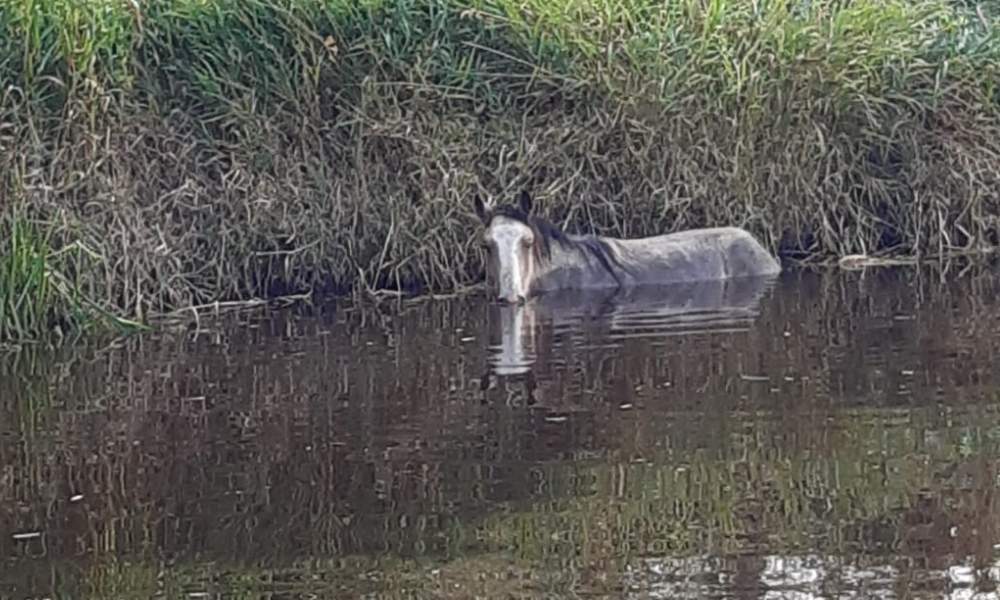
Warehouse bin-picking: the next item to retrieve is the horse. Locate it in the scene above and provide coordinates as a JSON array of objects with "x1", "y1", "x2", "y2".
[{"x1": 473, "y1": 191, "x2": 782, "y2": 303}]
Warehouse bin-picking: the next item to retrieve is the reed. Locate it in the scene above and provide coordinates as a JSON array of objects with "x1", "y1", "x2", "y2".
[
  {"x1": 0, "y1": 216, "x2": 53, "y2": 341},
  {"x1": 0, "y1": 213, "x2": 147, "y2": 342},
  {"x1": 1, "y1": 0, "x2": 998, "y2": 335}
]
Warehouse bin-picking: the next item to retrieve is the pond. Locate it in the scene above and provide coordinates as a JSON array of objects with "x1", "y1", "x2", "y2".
[{"x1": 2, "y1": 266, "x2": 1000, "y2": 599}]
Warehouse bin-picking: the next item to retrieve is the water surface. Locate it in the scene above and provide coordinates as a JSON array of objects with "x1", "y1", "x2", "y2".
[{"x1": 2, "y1": 267, "x2": 1000, "y2": 598}]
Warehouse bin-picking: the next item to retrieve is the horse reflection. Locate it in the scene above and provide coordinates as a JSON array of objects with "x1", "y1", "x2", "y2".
[{"x1": 487, "y1": 275, "x2": 778, "y2": 376}]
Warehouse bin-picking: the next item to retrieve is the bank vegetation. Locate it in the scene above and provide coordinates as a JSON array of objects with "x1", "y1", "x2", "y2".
[{"x1": 1, "y1": 0, "x2": 999, "y2": 339}]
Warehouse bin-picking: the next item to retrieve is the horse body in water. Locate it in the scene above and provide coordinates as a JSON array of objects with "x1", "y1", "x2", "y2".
[{"x1": 474, "y1": 191, "x2": 781, "y2": 303}]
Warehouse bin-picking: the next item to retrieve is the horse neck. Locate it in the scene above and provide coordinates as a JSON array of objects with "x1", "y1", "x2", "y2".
[{"x1": 535, "y1": 234, "x2": 612, "y2": 279}]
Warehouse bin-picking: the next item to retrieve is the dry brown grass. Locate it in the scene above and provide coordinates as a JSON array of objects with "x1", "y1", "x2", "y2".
[{"x1": 1, "y1": 0, "x2": 999, "y2": 334}]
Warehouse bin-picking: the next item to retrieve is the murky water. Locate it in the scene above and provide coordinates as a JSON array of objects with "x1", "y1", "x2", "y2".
[{"x1": 3, "y1": 266, "x2": 1000, "y2": 599}]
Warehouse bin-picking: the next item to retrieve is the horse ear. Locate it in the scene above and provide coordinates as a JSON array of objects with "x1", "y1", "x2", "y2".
[
  {"x1": 473, "y1": 194, "x2": 490, "y2": 225},
  {"x1": 518, "y1": 190, "x2": 533, "y2": 214}
]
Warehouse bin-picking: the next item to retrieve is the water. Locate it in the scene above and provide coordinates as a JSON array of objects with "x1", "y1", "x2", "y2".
[{"x1": 2, "y1": 266, "x2": 1000, "y2": 599}]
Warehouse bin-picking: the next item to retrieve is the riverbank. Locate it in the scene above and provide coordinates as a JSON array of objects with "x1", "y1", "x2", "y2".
[{"x1": 2, "y1": 0, "x2": 999, "y2": 339}]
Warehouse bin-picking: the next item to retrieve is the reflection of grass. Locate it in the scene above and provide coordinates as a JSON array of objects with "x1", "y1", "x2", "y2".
[
  {"x1": 0, "y1": 335, "x2": 60, "y2": 472},
  {"x1": 81, "y1": 559, "x2": 160, "y2": 600},
  {"x1": 62, "y1": 554, "x2": 568, "y2": 600},
  {"x1": 9, "y1": 403, "x2": 998, "y2": 599},
  {"x1": 474, "y1": 404, "x2": 1000, "y2": 561},
  {"x1": 3, "y1": 272, "x2": 1000, "y2": 598}
]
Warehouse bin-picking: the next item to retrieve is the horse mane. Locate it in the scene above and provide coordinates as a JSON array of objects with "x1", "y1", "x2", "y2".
[
  {"x1": 488, "y1": 204, "x2": 569, "y2": 260},
  {"x1": 487, "y1": 204, "x2": 627, "y2": 281}
]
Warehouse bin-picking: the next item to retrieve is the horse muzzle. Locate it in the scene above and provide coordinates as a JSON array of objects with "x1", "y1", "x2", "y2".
[{"x1": 497, "y1": 293, "x2": 526, "y2": 305}]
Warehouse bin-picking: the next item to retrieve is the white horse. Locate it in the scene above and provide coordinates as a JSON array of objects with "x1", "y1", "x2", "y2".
[{"x1": 474, "y1": 191, "x2": 781, "y2": 303}]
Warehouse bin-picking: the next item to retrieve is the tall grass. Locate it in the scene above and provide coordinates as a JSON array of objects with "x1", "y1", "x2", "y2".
[
  {"x1": 0, "y1": 218, "x2": 55, "y2": 343},
  {"x1": 0, "y1": 213, "x2": 146, "y2": 342},
  {"x1": 1, "y1": 0, "x2": 999, "y2": 331}
]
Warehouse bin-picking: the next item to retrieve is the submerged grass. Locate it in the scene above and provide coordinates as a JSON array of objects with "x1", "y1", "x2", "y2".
[{"x1": 1, "y1": 0, "x2": 999, "y2": 333}]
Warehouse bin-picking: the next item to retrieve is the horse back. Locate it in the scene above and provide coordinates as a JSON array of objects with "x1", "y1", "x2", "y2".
[{"x1": 607, "y1": 227, "x2": 779, "y2": 283}]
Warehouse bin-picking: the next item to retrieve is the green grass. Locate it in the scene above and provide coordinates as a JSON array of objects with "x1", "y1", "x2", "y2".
[
  {"x1": 0, "y1": 213, "x2": 147, "y2": 342},
  {"x1": 0, "y1": 216, "x2": 57, "y2": 341},
  {"x1": 1, "y1": 0, "x2": 999, "y2": 336}
]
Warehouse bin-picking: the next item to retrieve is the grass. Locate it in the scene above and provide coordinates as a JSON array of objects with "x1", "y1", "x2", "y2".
[
  {"x1": 0, "y1": 213, "x2": 147, "y2": 342},
  {"x1": 1, "y1": 0, "x2": 999, "y2": 338},
  {"x1": 0, "y1": 216, "x2": 57, "y2": 341}
]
